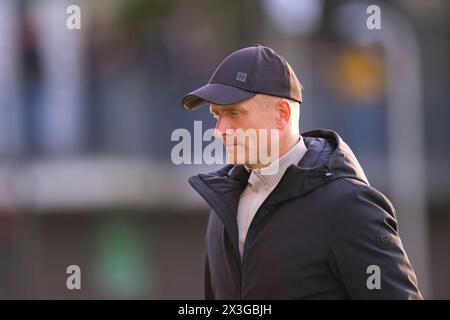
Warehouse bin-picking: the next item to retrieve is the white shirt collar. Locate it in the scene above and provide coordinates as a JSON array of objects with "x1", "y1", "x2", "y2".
[{"x1": 246, "y1": 136, "x2": 307, "y2": 191}]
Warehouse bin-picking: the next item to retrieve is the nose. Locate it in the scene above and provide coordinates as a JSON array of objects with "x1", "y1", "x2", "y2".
[{"x1": 214, "y1": 116, "x2": 231, "y2": 139}]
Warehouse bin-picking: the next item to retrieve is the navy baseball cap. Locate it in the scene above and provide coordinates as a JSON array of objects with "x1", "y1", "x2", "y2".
[{"x1": 181, "y1": 44, "x2": 303, "y2": 110}]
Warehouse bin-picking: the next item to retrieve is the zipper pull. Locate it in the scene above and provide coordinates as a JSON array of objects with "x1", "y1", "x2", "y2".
[{"x1": 321, "y1": 167, "x2": 334, "y2": 181}]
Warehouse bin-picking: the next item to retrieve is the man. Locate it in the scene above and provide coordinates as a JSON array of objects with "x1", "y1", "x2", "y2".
[{"x1": 181, "y1": 44, "x2": 422, "y2": 299}]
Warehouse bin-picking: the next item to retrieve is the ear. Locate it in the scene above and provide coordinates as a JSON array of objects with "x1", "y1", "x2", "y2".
[{"x1": 275, "y1": 99, "x2": 291, "y2": 130}]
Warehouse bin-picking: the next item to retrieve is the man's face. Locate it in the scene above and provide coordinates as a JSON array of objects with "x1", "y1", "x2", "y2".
[{"x1": 210, "y1": 94, "x2": 279, "y2": 166}]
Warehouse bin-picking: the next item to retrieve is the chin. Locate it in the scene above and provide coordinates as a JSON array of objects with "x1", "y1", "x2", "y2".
[{"x1": 225, "y1": 150, "x2": 247, "y2": 165}]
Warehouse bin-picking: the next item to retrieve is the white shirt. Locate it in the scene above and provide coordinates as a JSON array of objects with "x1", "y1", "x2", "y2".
[{"x1": 237, "y1": 136, "x2": 308, "y2": 258}]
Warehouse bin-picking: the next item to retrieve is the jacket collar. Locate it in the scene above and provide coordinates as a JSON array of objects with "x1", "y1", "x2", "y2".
[{"x1": 246, "y1": 136, "x2": 307, "y2": 192}]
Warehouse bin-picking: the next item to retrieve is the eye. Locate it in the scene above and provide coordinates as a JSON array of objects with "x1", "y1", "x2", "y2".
[{"x1": 229, "y1": 110, "x2": 241, "y2": 117}]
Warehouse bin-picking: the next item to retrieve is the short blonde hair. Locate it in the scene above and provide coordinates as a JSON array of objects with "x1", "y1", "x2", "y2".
[{"x1": 252, "y1": 94, "x2": 300, "y2": 133}]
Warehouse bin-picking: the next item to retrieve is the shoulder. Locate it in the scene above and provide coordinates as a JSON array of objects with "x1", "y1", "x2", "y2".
[{"x1": 321, "y1": 178, "x2": 397, "y2": 230}]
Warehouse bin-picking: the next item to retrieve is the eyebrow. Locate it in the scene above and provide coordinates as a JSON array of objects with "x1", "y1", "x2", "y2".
[
  {"x1": 210, "y1": 104, "x2": 247, "y2": 115},
  {"x1": 209, "y1": 106, "x2": 218, "y2": 115}
]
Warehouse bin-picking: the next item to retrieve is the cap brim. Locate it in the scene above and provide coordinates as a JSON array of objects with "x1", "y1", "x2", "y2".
[{"x1": 182, "y1": 83, "x2": 256, "y2": 111}]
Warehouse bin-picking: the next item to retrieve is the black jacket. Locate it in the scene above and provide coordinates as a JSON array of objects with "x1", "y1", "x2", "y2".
[{"x1": 188, "y1": 129, "x2": 422, "y2": 299}]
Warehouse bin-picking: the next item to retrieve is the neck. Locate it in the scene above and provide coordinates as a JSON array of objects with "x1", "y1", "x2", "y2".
[
  {"x1": 248, "y1": 133, "x2": 301, "y2": 169},
  {"x1": 278, "y1": 133, "x2": 301, "y2": 160}
]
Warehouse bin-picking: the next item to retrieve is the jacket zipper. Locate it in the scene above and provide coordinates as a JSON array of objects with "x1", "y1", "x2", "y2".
[
  {"x1": 240, "y1": 198, "x2": 274, "y2": 298},
  {"x1": 241, "y1": 201, "x2": 269, "y2": 264}
]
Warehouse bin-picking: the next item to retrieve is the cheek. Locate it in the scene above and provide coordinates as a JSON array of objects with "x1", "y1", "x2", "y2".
[{"x1": 246, "y1": 112, "x2": 275, "y2": 129}]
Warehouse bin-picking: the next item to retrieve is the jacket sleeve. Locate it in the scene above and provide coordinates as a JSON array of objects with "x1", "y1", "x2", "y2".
[
  {"x1": 204, "y1": 253, "x2": 215, "y2": 300},
  {"x1": 329, "y1": 181, "x2": 423, "y2": 299}
]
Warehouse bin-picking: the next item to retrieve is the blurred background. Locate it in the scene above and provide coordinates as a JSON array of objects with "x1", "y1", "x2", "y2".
[{"x1": 0, "y1": 0, "x2": 449, "y2": 299}]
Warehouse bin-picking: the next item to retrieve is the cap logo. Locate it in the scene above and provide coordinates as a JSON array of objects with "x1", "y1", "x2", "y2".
[{"x1": 236, "y1": 72, "x2": 247, "y2": 82}]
